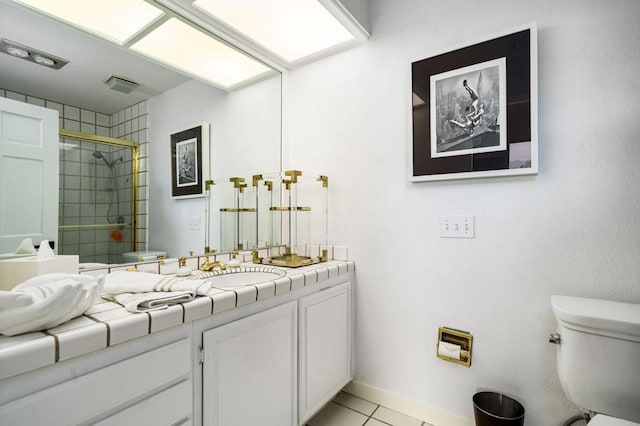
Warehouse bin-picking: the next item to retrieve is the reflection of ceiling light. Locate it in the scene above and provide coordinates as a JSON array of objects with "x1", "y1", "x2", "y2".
[
  {"x1": 130, "y1": 18, "x2": 271, "y2": 90},
  {"x1": 33, "y1": 55, "x2": 55, "y2": 66},
  {"x1": 6, "y1": 46, "x2": 29, "y2": 58},
  {"x1": 0, "y1": 38, "x2": 68, "y2": 69},
  {"x1": 11, "y1": 0, "x2": 164, "y2": 45},
  {"x1": 193, "y1": 0, "x2": 356, "y2": 63}
]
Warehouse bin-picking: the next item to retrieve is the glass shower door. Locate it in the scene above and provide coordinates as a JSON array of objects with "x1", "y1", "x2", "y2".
[{"x1": 58, "y1": 130, "x2": 137, "y2": 264}]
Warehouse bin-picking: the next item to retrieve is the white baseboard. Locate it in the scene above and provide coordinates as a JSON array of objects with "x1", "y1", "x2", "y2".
[{"x1": 343, "y1": 381, "x2": 473, "y2": 426}]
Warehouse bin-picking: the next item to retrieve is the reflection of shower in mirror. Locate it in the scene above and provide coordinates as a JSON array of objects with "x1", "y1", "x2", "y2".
[
  {"x1": 94, "y1": 150, "x2": 124, "y2": 224},
  {"x1": 93, "y1": 150, "x2": 123, "y2": 169},
  {"x1": 58, "y1": 135, "x2": 137, "y2": 265}
]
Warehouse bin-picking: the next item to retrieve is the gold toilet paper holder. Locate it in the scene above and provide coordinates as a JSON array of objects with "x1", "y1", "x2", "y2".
[{"x1": 437, "y1": 326, "x2": 473, "y2": 367}]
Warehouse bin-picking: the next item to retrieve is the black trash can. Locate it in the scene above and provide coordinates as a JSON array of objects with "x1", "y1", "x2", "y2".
[{"x1": 473, "y1": 392, "x2": 525, "y2": 426}]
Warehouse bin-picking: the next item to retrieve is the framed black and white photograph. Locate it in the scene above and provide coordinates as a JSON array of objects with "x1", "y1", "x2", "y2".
[
  {"x1": 430, "y1": 58, "x2": 506, "y2": 158},
  {"x1": 170, "y1": 124, "x2": 210, "y2": 198},
  {"x1": 410, "y1": 23, "x2": 537, "y2": 181}
]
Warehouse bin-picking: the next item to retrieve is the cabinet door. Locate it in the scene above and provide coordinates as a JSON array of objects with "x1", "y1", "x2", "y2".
[
  {"x1": 299, "y1": 282, "x2": 353, "y2": 424},
  {"x1": 202, "y1": 301, "x2": 297, "y2": 426}
]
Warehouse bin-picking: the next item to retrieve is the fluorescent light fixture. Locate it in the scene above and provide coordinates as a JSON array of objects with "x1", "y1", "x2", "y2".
[
  {"x1": 11, "y1": 0, "x2": 164, "y2": 45},
  {"x1": 130, "y1": 18, "x2": 271, "y2": 89},
  {"x1": 193, "y1": 0, "x2": 356, "y2": 63}
]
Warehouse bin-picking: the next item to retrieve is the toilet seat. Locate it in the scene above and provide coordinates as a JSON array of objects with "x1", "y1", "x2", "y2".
[{"x1": 589, "y1": 414, "x2": 640, "y2": 426}]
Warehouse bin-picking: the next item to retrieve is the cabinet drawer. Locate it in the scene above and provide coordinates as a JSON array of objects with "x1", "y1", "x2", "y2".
[
  {"x1": 94, "y1": 379, "x2": 192, "y2": 426},
  {"x1": 0, "y1": 338, "x2": 191, "y2": 425}
]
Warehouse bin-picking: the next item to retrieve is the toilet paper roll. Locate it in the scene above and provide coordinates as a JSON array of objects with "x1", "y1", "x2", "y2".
[{"x1": 438, "y1": 341, "x2": 462, "y2": 360}]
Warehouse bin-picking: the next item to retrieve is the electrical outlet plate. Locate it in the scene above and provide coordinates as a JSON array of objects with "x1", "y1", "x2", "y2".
[{"x1": 440, "y1": 215, "x2": 474, "y2": 238}]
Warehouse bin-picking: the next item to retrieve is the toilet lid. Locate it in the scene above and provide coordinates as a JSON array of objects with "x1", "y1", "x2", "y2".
[
  {"x1": 589, "y1": 414, "x2": 640, "y2": 426},
  {"x1": 551, "y1": 295, "x2": 640, "y2": 341}
]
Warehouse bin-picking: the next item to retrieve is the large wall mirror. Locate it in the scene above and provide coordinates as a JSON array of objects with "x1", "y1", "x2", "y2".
[{"x1": 0, "y1": 0, "x2": 282, "y2": 264}]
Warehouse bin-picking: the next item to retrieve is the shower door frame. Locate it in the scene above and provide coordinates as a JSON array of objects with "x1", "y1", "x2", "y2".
[{"x1": 58, "y1": 129, "x2": 140, "y2": 256}]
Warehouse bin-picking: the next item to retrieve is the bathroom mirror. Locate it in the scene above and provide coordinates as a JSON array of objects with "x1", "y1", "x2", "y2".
[{"x1": 0, "y1": 0, "x2": 282, "y2": 264}]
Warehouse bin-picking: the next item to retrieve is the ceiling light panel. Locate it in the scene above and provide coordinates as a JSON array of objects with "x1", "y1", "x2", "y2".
[
  {"x1": 130, "y1": 17, "x2": 271, "y2": 89},
  {"x1": 11, "y1": 0, "x2": 164, "y2": 45},
  {"x1": 193, "y1": 0, "x2": 355, "y2": 63}
]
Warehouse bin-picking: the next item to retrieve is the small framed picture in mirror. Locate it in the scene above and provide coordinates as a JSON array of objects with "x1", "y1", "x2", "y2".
[{"x1": 170, "y1": 123, "x2": 210, "y2": 198}]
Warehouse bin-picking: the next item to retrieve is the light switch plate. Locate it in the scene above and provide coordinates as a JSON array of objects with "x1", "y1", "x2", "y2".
[
  {"x1": 440, "y1": 215, "x2": 474, "y2": 238},
  {"x1": 189, "y1": 216, "x2": 201, "y2": 230}
]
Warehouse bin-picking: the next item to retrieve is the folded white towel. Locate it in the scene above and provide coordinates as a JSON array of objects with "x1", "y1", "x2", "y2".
[
  {"x1": 103, "y1": 271, "x2": 212, "y2": 296},
  {"x1": 103, "y1": 291, "x2": 197, "y2": 313},
  {"x1": 102, "y1": 271, "x2": 213, "y2": 313},
  {"x1": 0, "y1": 273, "x2": 103, "y2": 336}
]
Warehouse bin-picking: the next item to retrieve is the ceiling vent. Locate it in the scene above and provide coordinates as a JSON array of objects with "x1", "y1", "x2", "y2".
[{"x1": 104, "y1": 75, "x2": 139, "y2": 94}]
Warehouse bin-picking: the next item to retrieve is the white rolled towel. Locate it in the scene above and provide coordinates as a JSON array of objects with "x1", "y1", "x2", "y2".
[{"x1": 0, "y1": 273, "x2": 103, "y2": 336}]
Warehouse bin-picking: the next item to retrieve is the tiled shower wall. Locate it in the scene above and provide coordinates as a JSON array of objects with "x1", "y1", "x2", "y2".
[{"x1": 0, "y1": 88, "x2": 150, "y2": 259}]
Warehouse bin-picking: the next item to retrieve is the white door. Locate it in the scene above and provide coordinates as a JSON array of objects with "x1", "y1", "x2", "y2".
[
  {"x1": 202, "y1": 302, "x2": 298, "y2": 426},
  {"x1": 0, "y1": 97, "x2": 59, "y2": 253}
]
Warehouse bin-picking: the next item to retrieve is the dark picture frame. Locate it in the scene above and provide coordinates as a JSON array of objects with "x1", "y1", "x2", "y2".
[
  {"x1": 170, "y1": 124, "x2": 210, "y2": 198},
  {"x1": 410, "y1": 23, "x2": 538, "y2": 181}
]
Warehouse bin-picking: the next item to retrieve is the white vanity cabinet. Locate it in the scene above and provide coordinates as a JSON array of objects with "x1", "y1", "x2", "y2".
[
  {"x1": 298, "y1": 281, "x2": 353, "y2": 424},
  {"x1": 0, "y1": 337, "x2": 193, "y2": 425},
  {"x1": 202, "y1": 301, "x2": 298, "y2": 426},
  {"x1": 0, "y1": 263, "x2": 355, "y2": 426}
]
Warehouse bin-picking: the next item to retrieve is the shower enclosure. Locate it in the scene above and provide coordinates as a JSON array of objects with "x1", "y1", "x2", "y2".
[{"x1": 57, "y1": 130, "x2": 138, "y2": 264}]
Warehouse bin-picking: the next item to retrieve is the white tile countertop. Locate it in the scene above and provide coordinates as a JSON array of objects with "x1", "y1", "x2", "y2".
[{"x1": 0, "y1": 260, "x2": 354, "y2": 381}]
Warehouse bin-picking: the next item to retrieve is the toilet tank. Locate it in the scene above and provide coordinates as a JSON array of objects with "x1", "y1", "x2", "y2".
[
  {"x1": 122, "y1": 250, "x2": 166, "y2": 263},
  {"x1": 551, "y1": 295, "x2": 640, "y2": 423}
]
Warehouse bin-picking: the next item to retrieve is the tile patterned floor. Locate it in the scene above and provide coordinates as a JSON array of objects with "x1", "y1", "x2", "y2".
[{"x1": 306, "y1": 392, "x2": 433, "y2": 426}]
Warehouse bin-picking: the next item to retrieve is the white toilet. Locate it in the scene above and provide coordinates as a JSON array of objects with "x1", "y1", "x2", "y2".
[
  {"x1": 122, "y1": 250, "x2": 166, "y2": 263},
  {"x1": 550, "y1": 295, "x2": 640, "y2": 425}
]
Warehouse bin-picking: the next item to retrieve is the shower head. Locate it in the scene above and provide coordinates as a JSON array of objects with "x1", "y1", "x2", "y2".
[{"x1": 93, "y1": 151, "x2": 118, "y2": 168}]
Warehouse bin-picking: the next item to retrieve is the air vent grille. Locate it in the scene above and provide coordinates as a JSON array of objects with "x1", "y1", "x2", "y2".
[{"x1": 104, "y1": 75, "x2": 139, "y2": 94}]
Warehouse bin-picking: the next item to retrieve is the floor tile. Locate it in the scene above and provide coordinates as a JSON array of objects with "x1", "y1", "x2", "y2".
[
  {"x1": 364, "y1": 419, "x2": 389, "y2": 426},
  {"x1": 372, "y1": 406, "x2": 423, "y2": 426},
  {"x1": 334, "y1": 392, "x2": 378, "y2": 416},
  {"x1": 307, "y1": 402, "x2": 368, "y2": 426}
]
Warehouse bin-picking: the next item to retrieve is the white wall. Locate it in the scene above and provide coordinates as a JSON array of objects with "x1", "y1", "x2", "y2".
[
  {"x1": 148, "y1": 76, "x2": 281, "y2": 257},
  {"x1": 286, "y1": 0, "x2": 640, "y2": 424}
]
